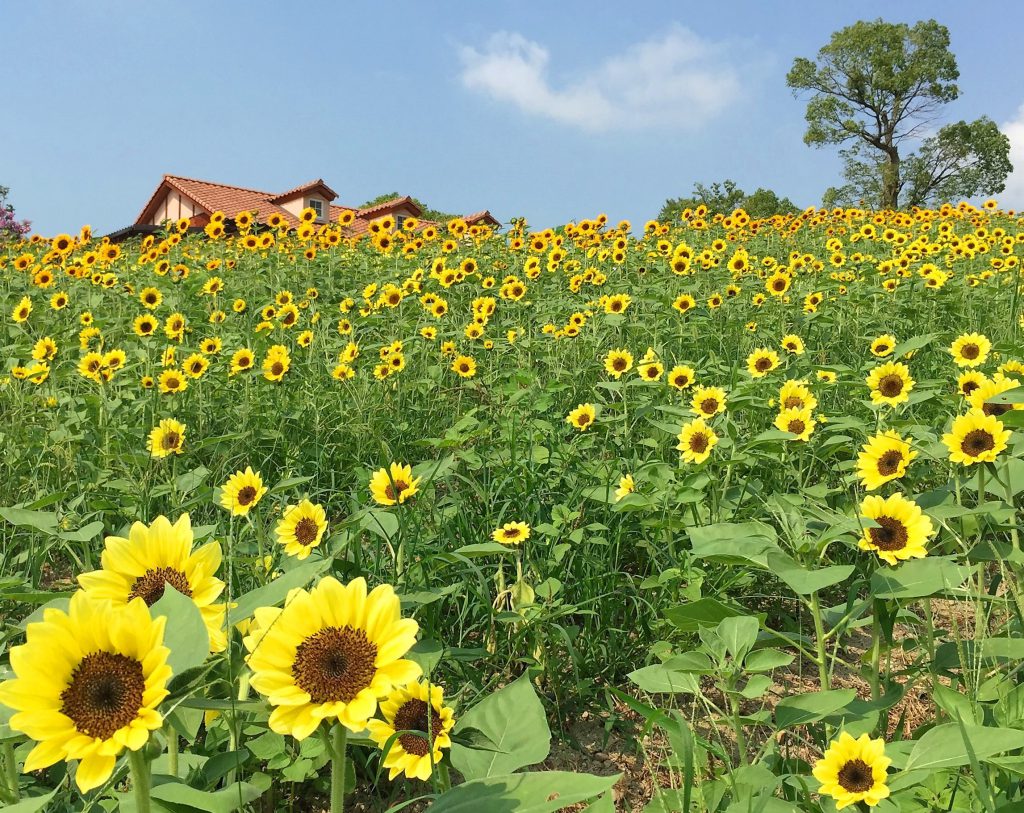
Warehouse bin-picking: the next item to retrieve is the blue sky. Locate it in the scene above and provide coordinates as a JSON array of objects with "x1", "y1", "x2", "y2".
[{"x1": 4, "y1": 1, "x2": 1024, "y2": 235}]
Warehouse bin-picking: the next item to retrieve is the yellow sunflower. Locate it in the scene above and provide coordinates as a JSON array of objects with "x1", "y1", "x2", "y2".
[
  {"x1": 668, "y1": 365, "x2": 696, "y2": 391},
  {"x1": 941, "y1": 409, "x2": 1011, "y2": 466},
  {"x1": 949, "y1": 332, "x2": 991, "y2": 367},
  {"x1": 870, "y1": 335, "x2": 896, "y2": 357},
  {"x1": 451, "y1": 354, "x2": 477, "y2": 379},
  {"x1": 244, "y1": 576, "x2": 421, "y2": 738},
  {"x1": 858, "y1": 493, "x2": 933, "y2": 566},
  {"x1": 774, "y1": 407, "x2": 816, "y2": 441},
  {"x1": 813, "y1": 732, "x2": 890, "y2": 809},
  {"x1": 370, "y1": 462, "x2": 422, "y2": 506},
  {"x1": 147, "y1": 418, "x2": 186, "y2": 458},
  {"x1": 780, "y1": 334, "x2": 805, "y2": 355},
  {"x1": 220, "y1": 467, "x2": 268, "y2": 516},
  {"x1": 614, "y1": 474, "x2": 635, "y2": 501},
  {"x1": 0, "y1": 592, "x2": 171, "y2": 792},
  {"x1": 158, "y1": 368, "x2": 187, "y2": 394},
  {"x1": 276, "y1": 499, "x2": 328, "y2": 559},
  {"x1": 566, "y1": 403, "x2": 596, "y2": 431},
  {"x1": 676, "y1": 417, "x2": 718, "y2": 464},
  {"x1": 778, "y1": 379, "x2": 818, "y2": 411},
  {"x1": 856, "y1": 430, "x2": 917, "y2": 490},
  {"x1": 78, "y1": 513, "x2": 226, "y2": 652},
  {"x1": 956, "y1": 370, "x2": 986, "y2": 398},
  {"x1": 865, "y1": 362, "x2": 914, "y2": 406},
  {"x1": 367, "y1": 680, "x2": 456, "y2": 781},
  {"x1": 492, "y1": 521, "x2": 531, "y2": 545},
  {"x1": 691, "y1": 385, "x2": 727, "y2": 418},
  {"x1": 604, "y1": 348, "x2": 633, "y2": 379},
  {"x1": 968, "y1": 373, "x2": 1021, "y2": 418},
  {"x1": 747, "y1": 348, "x2": 780, "y2": 378},
  {"x1": 230, "y1": 347, "x2": 255, "y2": 375}
]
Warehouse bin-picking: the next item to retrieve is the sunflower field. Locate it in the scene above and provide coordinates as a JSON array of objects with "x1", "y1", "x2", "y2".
[{"x1": 1, "y1": 201, "x2": 1023, "y2": 812}]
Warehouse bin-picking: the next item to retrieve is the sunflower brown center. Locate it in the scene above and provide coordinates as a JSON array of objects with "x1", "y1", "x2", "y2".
[
  {"x1": 960, "y1": 343, "x2": 980, "y2": 359},
  {"x1": 61, "y1": 651, "x2": 145, "y2": 740},
  {"x1": 961, "y1": 429, "x2": 995, "y2": 457},
  {"x1": 701, "y1": 398, "x2": 719, "y2": 414},
  {"x1": 502, "y1": 528, "x2": 522, "y2": 541},
  {"x1": 788, "y1": 420, "x2": 806, "y2": 435},
  {"x1": 689, "y1": 433, "x2": 709, "y2": 453},
  {"x1": 612, "y1": 357, "x2": 627, "y2": 371},
  {"x1": 294, "y1": 517, "x2": 320, "y2": 546},
  {"x1": 393, "y1": 698, "x2": 443, "y2": 757},
  {"x1": 236, "y1": 486, "x2": 258, "y2": 506},
  {"x1": 877, "y1": 374, "x2": 904, "y2": 397},
  {"x1": 837, "y1": 758, "x2": 873, "y2": 793},
  {"x1": 161, "y1": 431, "x2": 181, "y2": 451},
  {"x1": 783, "y1": 396, "x2": 803, "y2": 408},
  {"x1": 270, "y1": 362, "x2": 284, "y2": 376},
  {"x1": 754, "y1": 357, "x2": 772, "y2": 371},
  {"x1": 292, "y1": 626, "x2": 378, "y2": 704},
  {"x1": 868, "y1": 516, "x2": 908, "y2": 552},
  {"x1": 961, "y1": 380, "x2": 980, "y2": 395},
  {"x1": 877, "y1": 450, "x2": 904, "y2": 476},
  {"x1": 129, "y1": 567, "x2": 192, "y2": 605},
  {"x1": 983, "y1": 402, "x2": 1011, "y2": 417}
]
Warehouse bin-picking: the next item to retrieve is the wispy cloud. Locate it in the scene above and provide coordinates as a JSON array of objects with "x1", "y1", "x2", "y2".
[
  {"x1": 458, "y1": 26, "x2": 744, "y2": 132},
  {"x1": 1001, "y1": 104, "x2": 1024, "y2": 208}
]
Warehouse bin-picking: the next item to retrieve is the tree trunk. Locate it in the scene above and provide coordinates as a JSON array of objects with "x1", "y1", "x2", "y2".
[{"x1": 881, "y1": 149, "x2": 901, "y2": 209}]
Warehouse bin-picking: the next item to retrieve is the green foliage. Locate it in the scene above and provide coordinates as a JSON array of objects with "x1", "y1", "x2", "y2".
[
  {"x1": 658, "y1": 180, "x2": 798, "y2": 221},
  {"x1": 789, "y1": 18, "x2": 1011, "y2": 208}
]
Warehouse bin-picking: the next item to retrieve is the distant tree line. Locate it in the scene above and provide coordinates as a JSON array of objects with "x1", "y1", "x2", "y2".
[
  {"x1": 659, "y1": 180, "x2": 799, "y2": 222},
  {"x1": 359, "y1": 193, "x2": 460, "y2": 223}
]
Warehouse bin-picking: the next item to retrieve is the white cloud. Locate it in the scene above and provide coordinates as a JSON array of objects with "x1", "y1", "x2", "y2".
[
  {"x1": 1001, "y1": 104, "x2": 1024, "y2": 208},
  {"x1": 458, "y1": 26, "x2": 743, "y2": 132}
]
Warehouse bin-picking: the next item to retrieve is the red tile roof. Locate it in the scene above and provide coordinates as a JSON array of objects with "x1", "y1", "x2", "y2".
[{"x1": 270, "y1": 179, "x2": 338, "y2": 204}]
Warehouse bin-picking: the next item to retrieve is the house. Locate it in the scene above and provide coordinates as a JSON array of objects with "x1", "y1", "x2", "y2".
[{"x1": 112, "y1": 174, "x2": 499, "y2": 240}]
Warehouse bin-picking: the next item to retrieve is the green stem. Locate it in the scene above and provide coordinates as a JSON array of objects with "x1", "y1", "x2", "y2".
[
  {"x1": 166, "y1": 725, "x2": 179, "y2": 777},
  {"x1": 728, "y1": 691, "x2": 748, "y2": 766},
  {"x1": 330, "y1": 724, "x2": 349, "y2": 813},
  {"x1": 809, "y1": 591, "x2": 831, "y2": 691},
  {"x1": 870, "y1": 604, "x2": 881, "y2": 703},
  {"x1": 128, "y1": 748, "x2": 152, "y2": 813},
  {"x1": 1, "y1": 741, "x2": 19, "y2": 802}
]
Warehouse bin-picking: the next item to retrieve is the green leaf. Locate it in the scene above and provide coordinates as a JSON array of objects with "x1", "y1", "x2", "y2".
[
  {"x1": 870, "y1": 556, "x2": 972, "y2": 599},
  {"x1": 453, "y1": 542, "x2": 518, "y2": 558},
  {"x1": 664, "y1": 598, "x2": 749, "y2": 632},
  {"x1": 903, "y1": 723, "x2": 1024, "y2": 772},
  {"x1": 429, "y1": 771, "x2": 620, "y2": 813},
  {"x1": 766, "y1": 552, "x2": 854, "y2": 596},
  {"x1": 718, "y1": 615, "x2": 759, "y2": 662},
  {"x1": 0, "y1": 507, "x2": 57, "y2": 534},
  {"x1": 149, "y1": 780, "x2": 264, "y2": 812},
  {"x1": 360, "y1": 509, "x2": 398, "y2": 541},
  {"x1": 149, "y1": 586, "x2": 209, "y2": 677},
  {"x1": 776, "y1": 689, "x2": 857, "y2": 728},
  {"x1": 743, "y1": 649, "x2": 794, "y2": 672},
  {"x1": 451, "y1": 673, "x2": 551, "y2": 780},
  {"x1": 0, "y1": 790, "x2": 57, "y2": 812},
  {"x1": 628, "y1": 662, "x2": 700, "y2": 694},
  {"x1": 688, "y1": 522, "x2": 780, "y2": 567},
  {"x1": 230, "y1": 558, "x2": 329, "y2": 622}
]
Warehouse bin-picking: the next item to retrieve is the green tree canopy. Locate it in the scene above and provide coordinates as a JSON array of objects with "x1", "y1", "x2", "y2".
[
  {"x1": 658, "y1": 180, "x2": 798, "y2": 222},
  {"x1": 788, "y1": 18, "x2": 1011, "y2": 209},
  {"x1": 358, "y1": 192, "x2": 459, "y2": 223}
]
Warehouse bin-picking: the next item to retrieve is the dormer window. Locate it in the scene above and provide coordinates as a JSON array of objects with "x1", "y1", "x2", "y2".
[
  {"x1": 308, "y1": 199, "x2": 324, "y2": 219},
  {"x1": 396, "y1": 214, "x2": 406, "y2": 229}
]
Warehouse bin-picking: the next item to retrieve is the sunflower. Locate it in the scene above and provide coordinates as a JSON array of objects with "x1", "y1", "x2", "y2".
[
  {"x1": 0, "y1": 592, "x2": 171, "y2": 792},
  {"x1": 566, "y1": 403, "x2": 596, "y2": 431},
  {"x1": 858, "y1": 493, "x2": 933, "y2": 566},
  {"x1": 604, "y1": 348, "x2": 633, "y2": 379},
  {"x1": 778, "y1": 379, "x2": 817, "y2": 411},
  {"x1": 485, "y1": 520, "x2": 530, "y2": 546},
  {"x1": 614, "y1": 474, "x2": 635, "y2": 502},
  {"x1": 367, "y1": 681, "x2": 456, "y2": 781},
  {"x1": 968, "y1": 374, "x2": 1021, "y2": 417},
  {"x1": 451, "y1": 354, "x2": 477, "y2": 379},
  {"x1": 78, "y1": 513, "x2": 226, "y2": 652},
  {"x1": 139, "y1": 287, "x2": 162, "y2": 309},
  {"x1": 276, "y1": 499, "x2": 329, "y2": 560},
  {"x1": 774, "y1": 407, "x2": 816, "y2": 441},
  {"x1": 813, "y1": 732, "x2": 890, "y2": 810},
  {"x1": 148, "y1": 418, "x2": 186, "y2": 458},
  {"x1": 865, "y1": 362, "x2": 914, "y2": 406},
  {"x1": 870, "y1": 335, "x2": 896, "y2": 357},
  {"x1": 856, "y1": 430, "x2": 917, "y2": 490},
  {"x1": 637, "y1": 359, "x2": 664, "y2": 381},
  {"x1": 668, "y1": 364, "x2": 696, "y2": 390},
  {"x1": 949, "y1": 333, "x2": 991, "y2": 367},
  {"x1": 220, "y1": 467, "x2": 267, "y2": 516},
  {"x1": 672, "y1": 293, "x2": 696, "y2": 314},
  {"x1": 603, "y1": 293, "x2": 631, "y2": 314},
  {"x1": 263, "y1": 347, "x2": 291, "y2": 382},
  {"x1": 677, "y1": 418, "x2": 718, "y2": 464},
  {"x1": 12, "y1": 296, "x2": 32, "y2": 322},
  {"x1": 780, "y1": 334, "x2": 805, "y2": 355},
  {"x1": 941, "y1": 409, "x2": 1011, "y2": 466},
  {"x1": 957, "y1": 370, "x2": 986, "y2": 398},
  {"x1": 158, "y1": 368, "x2": 187, "y2": 394},
  {"x1": 747, "y1": 348, "x2": 780, "y2": 378},
  {"x1": 230, "y1": 347, "x2": 255, "y2": 375},
  {"x1": 691, "y1": 385, "x2": 727, "y2": 418},
  {"x1": 183, "y1": 352, "x2": 209, "y2": 379},
  {"x1": 32, "y1": 336, "x2": 57, "y2": 362},
  {"x1": 370, "y1": 462, "x2": 422, "y2": 506},
  {"x1": 244, "y1": 576, "x2": 421, "y2": 738}
]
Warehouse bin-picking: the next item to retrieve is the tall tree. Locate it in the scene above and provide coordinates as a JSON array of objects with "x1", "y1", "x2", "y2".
[{"x1": 788, "y1": 19, "x2": 1011, "y2": 209}]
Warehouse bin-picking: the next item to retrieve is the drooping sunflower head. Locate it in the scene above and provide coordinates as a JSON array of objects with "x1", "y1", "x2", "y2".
[
  {"x1": 812, "y1": 732, "x2": 891, "y2": 810},
  {"x1": 245, "y1": 576, "x2": 421, "y2": 739},
  {"x1": 858, "y1": 493, "x2": 933, "y2": 566},
  {"x1": 78, "y1": 512, "x2": 226, "y2": 652},
  {"x1": 0, "y1": 592, "x2": 171, "y2": 792},
  {"x1": 368, "y1": 680, "x2": 456, "y2": 781},
  {"x1": 276, "y1": 499, "x2": 329, "y2": 559},
  {"x1": 614, "y1": 474, "x2": 635, "y2": 502}
]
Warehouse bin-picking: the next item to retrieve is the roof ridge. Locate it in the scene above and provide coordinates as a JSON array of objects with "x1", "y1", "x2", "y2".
[{"x1": 164, "y1": 174, "x2": 276, "y2": 197}]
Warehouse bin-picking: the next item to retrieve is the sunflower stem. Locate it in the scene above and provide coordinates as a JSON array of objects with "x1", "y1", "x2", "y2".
[
  {"x1": 809, "y1": 591, "x2": 831, "y2": 691},
  {"x1": 128, "y1": 748, "x2": 153, "y2": 813},
  {"x1": 869, "y1": 603, "x2": 882, "y2": 703},
  {"x1": 166, "y1": 725, "x2": 179, "y2": 777},
  {"x1": 330, "y1": 723, "x2": 349, "y2": 813},
  {"x1": 1, "y1": 740, "x2": 19, "y2": 802}
]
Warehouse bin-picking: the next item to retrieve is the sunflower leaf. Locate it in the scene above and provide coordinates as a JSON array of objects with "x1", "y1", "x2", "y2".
[{"x1": 150, "y1": 585, "x2": 210, "y2": 678}]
